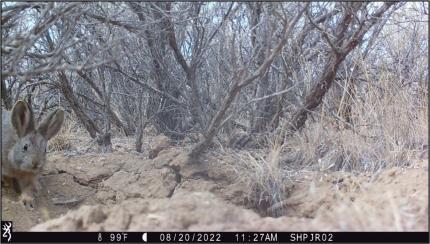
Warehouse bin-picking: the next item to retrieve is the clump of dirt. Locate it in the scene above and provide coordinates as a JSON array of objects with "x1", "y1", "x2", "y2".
[
  {"x1": 148, "y1": 135, "x2": 172, "y2": 159},
  {"x1": 1, "y1": 136, "x2": 428, "y2": 231},
  {"x1": 31, "y1": 192, "x2": 317, "y2": 231}
]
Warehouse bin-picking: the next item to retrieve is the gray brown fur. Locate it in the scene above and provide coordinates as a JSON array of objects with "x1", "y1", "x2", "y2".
[{"x1": 2, "y1": 100, "x2": 64, "y2": 208}]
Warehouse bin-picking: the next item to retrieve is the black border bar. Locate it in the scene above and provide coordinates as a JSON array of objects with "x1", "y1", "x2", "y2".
[{"x1": 1, "y1": 231, "x2": 428, "y2": 243}]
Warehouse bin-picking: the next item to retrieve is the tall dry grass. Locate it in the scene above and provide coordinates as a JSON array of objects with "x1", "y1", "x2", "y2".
[
  {"x1": 234, "y1": 22, "x2": 427, "y2": 216},
  {"x1": 285, "y1": 64, "x2": 427, "y2": 172}
]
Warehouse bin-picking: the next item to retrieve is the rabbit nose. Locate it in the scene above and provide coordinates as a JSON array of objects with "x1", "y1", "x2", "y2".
[{"x1": 32, "y1": 161, "x2": 38, "y2": 169}]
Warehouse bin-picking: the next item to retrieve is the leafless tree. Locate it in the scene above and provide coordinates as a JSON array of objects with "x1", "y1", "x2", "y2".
[{"x1": 2, "y1": 2, "x2": 423, "y2": 158}]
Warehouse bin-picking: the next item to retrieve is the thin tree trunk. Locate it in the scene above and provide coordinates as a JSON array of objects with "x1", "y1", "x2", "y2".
[
  {"x1": 100, "y1": 68, "x2": 113, "y2": 153},
  {"x1": 189, "y1": 3, "x2": 309, "y2": 158},
  {"x1": 129, "y1": 2, "x2": 185, "y2": 139},
  {"x1": 135, "y1": 90, "x2": 144, "y2": 152},
  {"x1": 58, "y1": 71, "x2": 100, "y2": 138},
  {"x1": 275, "y1": 2, "x2": 395, "y2": 146},
  {"x1": 1, "y1": 79, "x2": 13, "y2": 109}
]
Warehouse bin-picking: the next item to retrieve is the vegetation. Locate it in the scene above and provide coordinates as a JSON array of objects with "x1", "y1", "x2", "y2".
[{"x1": 2, "y1": 2, "x2": 428, "y2": 221}]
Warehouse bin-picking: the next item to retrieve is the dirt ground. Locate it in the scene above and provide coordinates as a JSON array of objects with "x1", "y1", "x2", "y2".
[{"x1": 1, "y1": 136, "x2": 428, "y2": 231}]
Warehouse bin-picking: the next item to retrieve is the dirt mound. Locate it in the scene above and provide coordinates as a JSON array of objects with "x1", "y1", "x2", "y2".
[
  {"x1": 2, "y1": 141, "x2": 428, "y2": 231},
  {"x1": 281, "y1": 159, "x2": 428, "y2": 231},
  {"x1": 316, "y1": 159, "x2": 428, "y2": 231},
  {"x1": 31, "y1": 191, "x2": 316, "y2": 231},
  {"x1": 2, "y1": 147, "x2": 250, "y2": 230},
  {"x1": 30, "y1": 157, "x2": 429, "y2": 232}
]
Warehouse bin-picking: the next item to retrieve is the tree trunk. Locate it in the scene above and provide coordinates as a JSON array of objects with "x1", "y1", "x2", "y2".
[
  {"x1": 287, "y1": 53, "x2": 344, "y2": 133},
  {"x1": 250, "y1": 3, "x2": 278, "y2": 133},
  {"x1": 1, "y1": 79, "x2": 13, "y2": 109},
  {"x1": 58, "y1": 72, "x2": 100, "y2": 138},
  {"x1": 135, "y1": 90, "x2": 144, "y2": 153},
  {"x1": 77, "y1": 70, "x2": 131, "y2": 136},
  {"x1": 100, "y1": 67, "x2": 113, "y2": 153},
  {"x1": 129, "y1": 2, "x2": 186, "y2": 139},
  {"x1": 276, "y1": 2, "x2": 395, "y2": 145},
  {"x1": 190, "y1": 3, "x2": 309, "y2": 159}
]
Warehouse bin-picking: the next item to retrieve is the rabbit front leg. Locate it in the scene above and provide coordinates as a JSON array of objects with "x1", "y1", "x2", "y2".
[
  {"x1": 1, "y1": 175, "x2": 21, "y2": 193},
  {"x1": 17, "y1": 176, "x2": 37, "y2": 209},
  {"x1": 1, "y1": 175, "x2": 13, "y2": 188}
]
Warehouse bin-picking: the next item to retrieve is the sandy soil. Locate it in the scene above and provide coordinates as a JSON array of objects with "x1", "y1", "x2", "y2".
[{"x1": 1, "y1": 136, "x2": 428, "y2": 231}]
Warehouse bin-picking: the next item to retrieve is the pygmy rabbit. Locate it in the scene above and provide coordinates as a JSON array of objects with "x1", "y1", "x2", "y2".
[{"x1": 2, "y1": 100, "x2": 64, "y2": 208}]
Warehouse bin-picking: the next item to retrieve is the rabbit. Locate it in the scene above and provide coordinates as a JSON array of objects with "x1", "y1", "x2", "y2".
[{"x1": 2, "y1": 100, "x2": 64, "y2": 208}]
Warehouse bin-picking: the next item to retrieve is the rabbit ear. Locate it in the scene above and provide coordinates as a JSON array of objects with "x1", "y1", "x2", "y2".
[
  {"x1": 11, "y1": 100, "x2": 35, "y2": 137},
  {"x1": 37, "y1": 109, "x2": 64, "y2": 140}
]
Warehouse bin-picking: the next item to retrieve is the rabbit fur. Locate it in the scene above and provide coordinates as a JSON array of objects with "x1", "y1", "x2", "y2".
[{"x1": 2, "y1": 100, "x2": 64, "y2": 208}]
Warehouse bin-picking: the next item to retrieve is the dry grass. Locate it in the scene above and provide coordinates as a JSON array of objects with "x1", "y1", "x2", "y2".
[
  {"x1": 283, "y1": 65, "x2": 427, "y2": 173},
  {"x1": 232, "y1": 144, "x2": 290, "y2": 217},
  {"x1": 48, "y1": 114, "x2": 79, "y2": 152},
  {"x1": 232, "y1": 62, "x2": 427, "y2": 219},
  {"x1": 213, "y1": 14, "x2": 427, "y2": 222}
]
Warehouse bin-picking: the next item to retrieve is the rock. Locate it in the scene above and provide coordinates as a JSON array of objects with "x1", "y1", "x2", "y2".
[{"x1": 149, "y1": 135, "x2": 172, "y2": 159}]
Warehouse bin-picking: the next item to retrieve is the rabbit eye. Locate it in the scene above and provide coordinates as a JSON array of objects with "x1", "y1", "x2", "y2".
[{"x1": 23, "y1": 144, "x2": 28, "y2": 151}]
